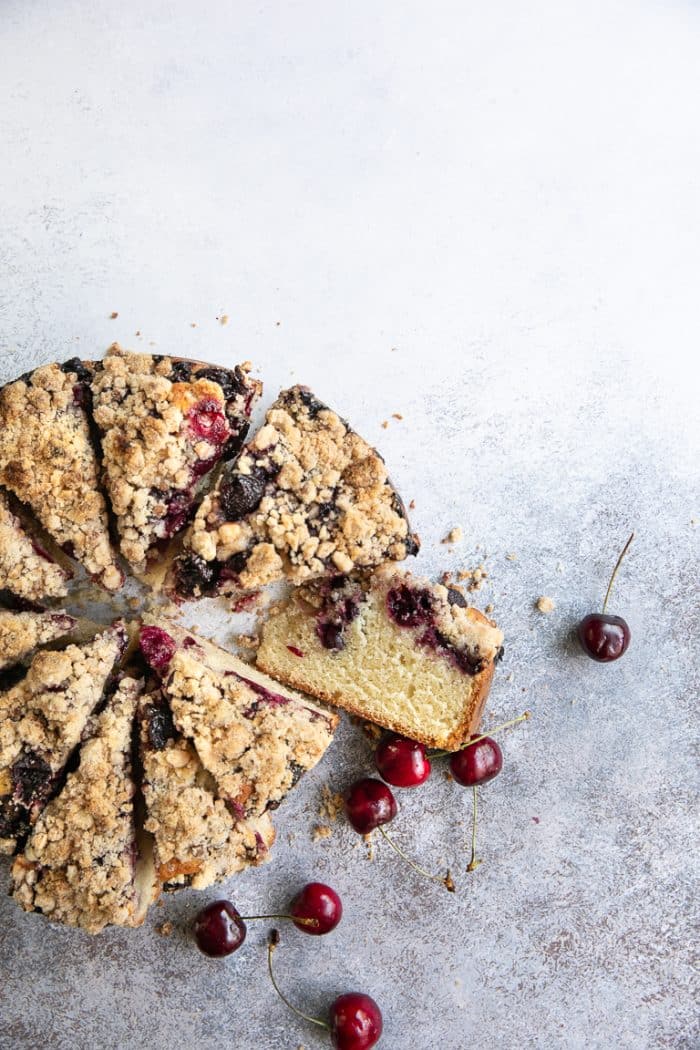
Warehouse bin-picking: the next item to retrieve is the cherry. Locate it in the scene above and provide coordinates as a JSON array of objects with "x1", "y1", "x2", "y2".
[
  {"x1": 139, "y1": 626, "x2": 176, "y2": 674},
  {"x1": 330, "y1": 993, "x2": 383, "y2": 1050},
  {"x1": 449, "y1": 735, "x2": 503, "y2": 786},
  {"x1": 290, "y1": 882, "x2": 342, "y2": 935},
  {"x1": 375, "y1": 732, "x2": 431, "y2": 787},
  {"x1": 344, "y1": 778, "x2": 397, "y2": 834},
  {"x1": 193, "y1": 900, "x2": 246, "y2": 957},
  {"x1": 578, "y1": 532, "x2": 634, "y2": 662},
  {"x1": 189, "y1": 399, "x2": 230, "y2": 445}
]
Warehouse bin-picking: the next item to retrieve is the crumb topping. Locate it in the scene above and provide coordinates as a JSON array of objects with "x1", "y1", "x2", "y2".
[
  {"x1": 536, "y1": 595, "x2": 555, "y2": 613},
  {"x1": 178, "y1": 385, "x2": 417, "y2": 595},
  {"x1": 162, "y1": 648, "x2": 336, "y2": 819},
  {"x1": 0, "y1": 492, "x2": 70, "y2": 601},
  {"x1": 91, "y1": 345, "x2": 261, "y2": 569},
  {"x1": 11, "y1": 677, "x2": 145, "y2": 933},
  {"x1": 0, "y1": 610, "x2": 75, "y2": 671},
  {"x1": 139, "y1": 695, "x2": 274, "y2": 889},
  {"x1": 0, "y1": 626, "x2": 125, "y2": 854},
  {"x1": 0, "y1": 362, "x2": 122, "y2": 590}
]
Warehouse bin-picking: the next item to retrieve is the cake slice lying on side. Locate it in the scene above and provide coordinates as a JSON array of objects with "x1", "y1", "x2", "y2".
[
  {"x1": 139, "y1": 621, "x2": 338, "y2": 820},
  {"x1": 256, "y1": 568, "x2": 504, "y2": 750},
  {"x1": 0, "y1": 361, "x2": 122, "y2": 591},
  {"x1": 91, "y1": 346, "x2": 261, "y2": 573},
  {"x1": 0, "y1": 491, "x2": 72, "y2": 603},
  {"x1": 171, "y1": 384, "x2": 418, "y2": 599},
  {"x1": 0, "y1": 609, "x2": 76, "y2": 672},
  {"x1": 0, "y1": 623, "x2": 127, "y2": 854},
  {"x1": 139, "y1": 690, "x2": 274, "y2": 890},
  {"x1": 11, "y1": 676, "x2": 157, "y2": 934}
]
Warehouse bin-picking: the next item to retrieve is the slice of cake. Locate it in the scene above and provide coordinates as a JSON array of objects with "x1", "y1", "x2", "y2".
[
  {"x1": 11, "y1": 676, "x2": 157, "y2": 933},
  {"x1": 0, "y1": 360, "x2": 122, "y2": 590},
  {"x1": 90, "y1": 346, "x2": 262, "y2": 573},
  {"x1": 256, "y1": 568, "x2": 504, "y2": 750},
  {"x1": 0, "y1": 623, "x2": 127, "y2": 853},
  {"x1": 0, "y1": 491, "x2": 71, "y2": 602},
  {"x1": 139, "y1": 690, "x2": 274, "y2": 890},
  {"x1": 139, "y1": 621, "x2": 338, "y2": 819},
  {"x1": 0, "y1": 609, "x2": 76, "y2": 672},
  {"x1": 171, "y1": 385, "x2": 418, "y2": 599}
]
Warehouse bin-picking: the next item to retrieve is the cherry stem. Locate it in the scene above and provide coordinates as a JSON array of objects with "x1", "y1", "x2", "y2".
[
  {"x1": 267, "y1": 933, "x2": 330, "y2": 1032},
  {"x1": 429, "y1": 711, "x2": 531, "y2": 760},
  {"x1": 242, "y1": 913, "x2": 319, "y2": 929},
  {"x1": 466, "y1": 786, "x2": 482, "y2": 872},
  {"x1": 601, "y1": 531, "x2": 635, "y2": 614},
  {"x1": 378, "y1": 825, "x2": 455, "y2": 892}
]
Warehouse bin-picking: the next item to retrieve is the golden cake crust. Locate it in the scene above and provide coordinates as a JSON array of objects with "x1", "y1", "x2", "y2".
[{"x1": 0, "y1": 491, "x2": 70, "y2": 601}]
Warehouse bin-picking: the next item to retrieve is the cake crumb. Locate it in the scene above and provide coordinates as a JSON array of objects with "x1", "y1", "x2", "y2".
[
  {"x1": 135, "y1": 330, "x2": 141, "y2": 337},
  {"x1": 127, "y1": 596, "x2": 141, "y2": 611},
  {"x1": 505, "y1": 552, "x2": 518, "y2": 561},
  {"x1": 190, "y1": 322, "x2": 197, "y2": 328},
  {"x1": 506, "y1": 672, "x2": 514, "y2": 682},
  {"x1": 392, "y1": 412, "x2": 403, "y2": 420},
  {"x1": 219, "y1": 314, "x2": 229, "y2": 326},
  {"x1": 312, "y1": 824, "x2": 332, "y2": 842},
  {"x1": 363, "y1": 833, "x2": 375, "y2": 860},
  {"x1": 319, "y1": 785, "x2": 344, "y2": 823},
  {"x1": 109, "y1": 311, "x2": 118, "y2": 319},
  {"x1": 441, "y1": 571, "x2": 453, "y2": 585},
  {"x1": 485, "y1": 603, "x2": 494, "y2": 614},
  {"x1": 381, "y1": 420, "x2": 389, "y2": 429},
  {"x1": 361, "y1": 721, "x2": 383, "y2": 744},
  {"x1": 235, "y1": 634, "x2": 260, "y2": 651},
  {"x1": 443, "y1": 526, "x2": 463, "y2": 544},
  {"x1": 444, "y1": 771, "x2": 453, "y2": 782},
  {"x1": 536, "y1": 596, "x2": 555, "y2": 614},
  {"x1": 409, "y1": 499, "x2": 416, "y2": 510},
  {"x1": 156, "y1": 921, "x2": 174, "y2": 937}
]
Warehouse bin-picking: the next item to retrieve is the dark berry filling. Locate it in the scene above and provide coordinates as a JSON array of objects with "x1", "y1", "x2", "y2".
[
  {"x1": 386, "y1": 584, "x2": 433, "y2": 627},
  {"x1": 0, "y1": 750, "x2": 53, "y2": 843},
  {"x1": 140, "y1": 626, "x2": 177, "y2": 674},
  {"x1": 296, "y1": 388, "x2": 324, "y2": 418},
  {"x1": 0, "y1": 664, "x2": 27, "y2": 692},
  {"x1": 447, "y1": 586, "x2": 468, "y2": 608},
  {"x1": 169, "y1": 360, "x2": 193, "y2": 383},
  {"x1": 145, "y1": 701, "x2": 177, "y2": 751},
  {"x1": 287, "y1": 645, "x2": 304, "y2": 657},
  {"x1": 315, "y1": 576, "x2": 364, "y2": 651},
  {"x1": 195, "y1": 366, "x2": 248, "y2": 401},
  {"x1": 59, "y1": 358, "x2": 92, "y2": 384},
  {"x1": 175, "y1": 552, "x2": 221, "y2": 598},
  {"x1": 219, "y1": 551, "x2": 249, "y2": 582},
  {"x1": 188, "y1": 399, "x2": 230, "y2": 445},
  {"x1": 218, "y1": 471, "x2": 266, "y2": 521},
  {"x1": 30, "y1": 540, "x2": 56, "y2": 564},
  {"x1": 232, "y1": 673, "x2": 291, "y2": 717},
  {"x1": 387, "y1": 584, "x2": 485, "y2": 676}
]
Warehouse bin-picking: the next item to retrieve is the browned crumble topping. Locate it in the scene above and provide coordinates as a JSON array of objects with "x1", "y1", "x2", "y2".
[
  {"x1": 156, "y1": 920, "x2": 174, "y2": 936},
  {"x1": 181, "y1": 385, "x2": 418, "y2": 595},
  {"x1": 110, "y1": 312, "x2": 119, "y2": 319},
  {"x1": 312, "y1": 824, "x2": 332, "y2": 841},
  {"x1": 0, "y1": 610, "x2": 75, "y2": 671},
  {"x1": 443, "y1": 526, "x2": 463, "y2": 544},
  {"x1": 163, "y1": 648, "x2": 336, "y2": 819},
  {"x1": 318, "y1": 784, "x2": 345, "y2": 823},
  {"x1": 11, "y1": 678, "x2": 148, "y2": 933},
  {"x1": 0, "y1": 626, "x2": 125, "y2": 854},
  {"x1": 457, "y1": 565, "x2": 489, "y2": 591},
  {"x1": 392, "y1": 413, "x2": 403, "y2": 421},
  {"x1": 91, "y1": 345, "x2": 261, "y2": 570},
  {"x1": 0, "y1": 363, "x2": 121, "y2": 590},
  {"x1": 0, "y1": 492, "x2": 70, "y2": 601}
]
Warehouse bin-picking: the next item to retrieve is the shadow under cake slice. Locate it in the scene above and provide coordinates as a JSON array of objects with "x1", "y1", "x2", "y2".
[
  {"x1": 139, "y1": 690, "x2": 274, "y2": 891},
  {"x1": 139, "y1": 621, "x2": 338, "y2": 821},
  {"x1": 256, "y1": 567, "x2": 504, "y2": 750},
  {"x1": 90, "y1": 345, "x2": 262, "y2": 574},
  {"x1": 0, "y1": 622, "x2": 127, "y2": 853},
  {"x1": 11, "y1": 676, "x2": 157, "y2": 934},
  {"x1": 0, "y1": 360, "x2": 122, "y2": 591},
  {"x1": 0, "y1": 609, "x2": 76, "y2": 672},
  {"x1": 170, "y1": 384, "x2": 418, "y2": 599},
  {"x1": 0, "y1": 490, "x2": 72, "y2": 603}
]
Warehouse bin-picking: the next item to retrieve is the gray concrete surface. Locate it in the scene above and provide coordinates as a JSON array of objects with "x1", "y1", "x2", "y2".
[{"x1": 0, "y1": 3, "x2": 698, "y2": 1048}]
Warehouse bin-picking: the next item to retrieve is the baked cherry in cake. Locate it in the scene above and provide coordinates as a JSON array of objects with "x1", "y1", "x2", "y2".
[
  {"x1": 0, "y1": 361, "x2": 122, "y2": 590},
  {"x1": 0, "y1": 491, "x2": 72, "y2": 603},
  {"x1": 90, "y1": 346, "x2": 262, "y2": 573},
  {"x1": 257, "y1": 566, "x2": 504, "y2": 750},
  {"x1": 172, "y1": 384, "x2": 418, "y2": 598}
]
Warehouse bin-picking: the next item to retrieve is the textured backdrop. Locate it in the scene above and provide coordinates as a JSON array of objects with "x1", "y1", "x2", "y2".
[{"x1": 0, "y1": 2, "x2": 698, "y2": 1048}]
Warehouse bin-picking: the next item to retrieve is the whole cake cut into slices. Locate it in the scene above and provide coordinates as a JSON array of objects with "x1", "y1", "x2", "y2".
[
  {"x1": 0, "y1": 491, "x2": 72, "y2": 603},
  {"x1": 256, "y1": 568, "x2": 504, "y2": 750},
  {"x1": 139, "y1": 621, "x2": 338, "y2": 819},
  {"x1": 171, "y1": 385, "x2": 418, "y2": 599},
  {"x1": 139, "y1": 690, "x2": 274, "y2": 890},
  {"x1": 0, "y1": 361, "x2": 122, "y2": 590},
  {"x1": 0, "y1": 609, "x2": 76, "y2": 673},
  {"x1": 91, "y1": 346, "x2": 262, "y2": 573},
  {"x1": 0, "y1": 623, "x2": 126, "y2": 854},
  {"x1": 11, "y1": 676, "x2": 157, "y2": 934}
]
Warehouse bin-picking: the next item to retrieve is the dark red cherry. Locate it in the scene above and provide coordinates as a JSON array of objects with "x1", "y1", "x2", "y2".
[
  {"x1": 289, "y1": 882, "x2": 342, "y2": 935},
  {"x1": 345, "y1": 778, "x2": 397, "y2": 834},
  {"x1": 193, "y1": 900, "x2": 246, "y2": 957},
  {"x1": 578, "y1": 613, "x2": 631, "y2": 662},
  {"x1": 375, "y1": 733, "x2": 431, "y2": 787},
  {"x1": 329, "y1": 992, "x2": 383, "y2": 1050},
  {"x1": 139, "y1": 626, "x2": 176, "y2": 674},
  {"x1": 449, "y1": 735, "x2": 503, "y2": 786},
  {"x1": 189, "y1": 399, "x2": 230, "y2": 445}
]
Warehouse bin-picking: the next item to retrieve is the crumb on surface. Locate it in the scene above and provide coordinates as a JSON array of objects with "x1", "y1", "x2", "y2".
[
  {"x1": 219, "y1": 314, "x2": 229, "y2": 326},
  {"x1": 235, "y1": 634, "x2": 260, "y2": 651},
  {"x1": 156, "y1": 921, "x2": 174, "y2": 937},
  {"x1": 443, "y1": 526, "x2": 463, "y2": 544},
  {"x1": 392, "y1": 412, "x2": 403, "y2": 420},
  {"x1": 312, "y1": 824, "x2": 332, "y2": 841},
  {"x1": 318, "y1": 785, "x2": 344, "y2": 823},
  {"x1": 506, "y1": 672, "x2": 514, "y2": 682},
  {"x1": 109, "y1": 311, "x2": 118, "y2": 319},
  {"x1": 440, "y1": 571, "x2": 453, "y2": 585},
  {"x1": 409, "y1": 499, "x2": 416, "y2": 510},
  {"x1": 485, "y1": 603, "x2": 494, "y2": 614},
  {"x1": 457, "y1": 565, "x2": 488, "y2": 591},
  {"x1": 381, "y1": 420, "x2": 389, "y2": 429},
  {"x1": 361, "y1": 721, "x2": 382, "y2": 744},
  {"x1": 536, "y1": 595, "x2": 555, "y2": 613},
  {"x1": 506, "y1": 552, "x2": 518, "y2": 561}
]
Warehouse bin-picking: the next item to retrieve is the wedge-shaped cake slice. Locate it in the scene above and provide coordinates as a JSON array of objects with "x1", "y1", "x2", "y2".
[
  {"x1": 91, "y1": 346, "x2": 262, "y2": 572},
  {"x1": 139, "y1": 691, "x2": 274, "y2": 890},
  {"x1": 0, "y1": 609, "x2": 76, "y2": 672},
  {"x1": 256, "y1": 568, "x2": 504, "y2": 750},
  {"x1": 0, "y1": 623, "x2": 126, "y2": 854},
  {"x1": 0, "y1": 360, "x2": 122, "y2": 590},
  {"x1": 11, "y1": 676, "x2": 157, "y2": 934},
  {"x1": 172, "y1": 385, "x2": 418, "y2": 599},
  {"x1": 139, "y1": 622, "x2": 338, "y2": 819},
  {"x1": 0, "y1": 491, "x2": 71, "y2": 602}
]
